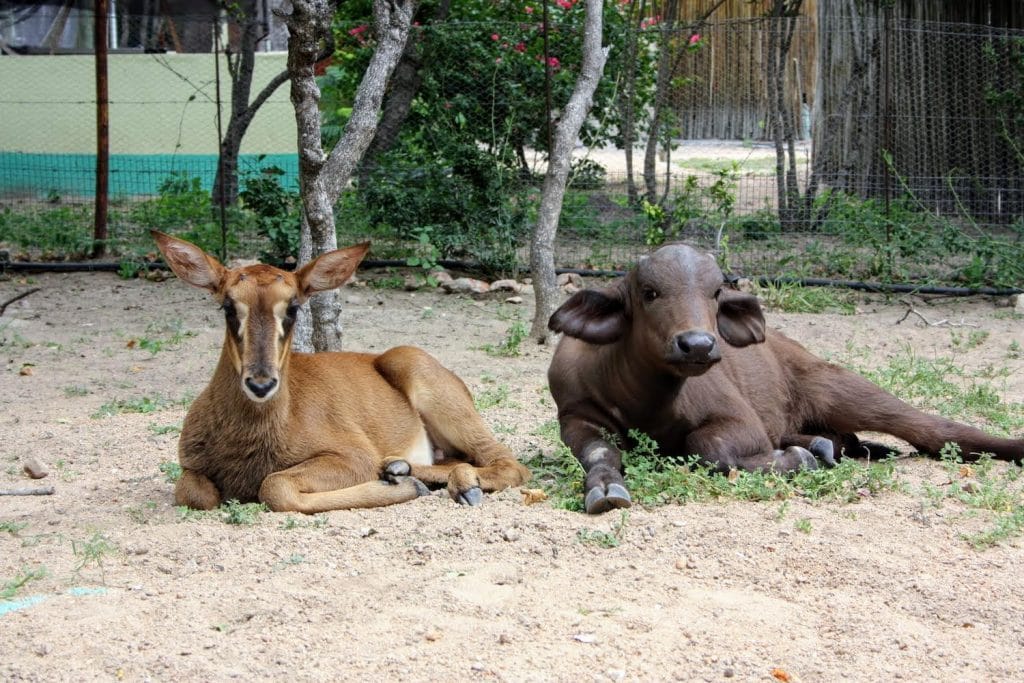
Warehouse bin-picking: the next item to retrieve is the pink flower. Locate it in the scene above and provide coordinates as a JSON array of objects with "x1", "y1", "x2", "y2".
[
  {"x1": 491, "y1": 33, "x2": 500, "y2": 41},
  {"x1": 689, "y1": 34, "x2": 701, "y2": 45},
  {"x1": 556, "y1": 0, "x2": 573, "y2": 9},
  {"x1": 547, "y1": 56, "x2": 560, "y2": 69},
  {"x1": 514, "y1": 42, "x2": 526, "y2": 53},
  {"x1": 524, "y1": 5, "x2": 534, "y2": 13},
  {"x1": 348, "y1": 25, "x2": 367, "y2": 36},
  {"x1": 495, "y1": 57, "x2": 503, "y2": 64}
]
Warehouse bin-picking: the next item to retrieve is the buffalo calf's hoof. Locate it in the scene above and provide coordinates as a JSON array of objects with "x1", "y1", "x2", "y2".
[
  {"x1": 584, "y1": 483, "x2": 633, "y2": 515},
  {"x1": 771, "y1": 446, "x2": 818, "y2": 473},
  {"x1": 808, "y1": 436, "x2": 837, "y2": 468}
]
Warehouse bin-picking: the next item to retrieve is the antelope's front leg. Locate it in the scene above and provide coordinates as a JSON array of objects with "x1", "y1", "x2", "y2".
[
  {"x1": 175, "y1": 468, "x2": 222, "y2": 510},
  {"x1": 259, "y1": 453, "x2": 429, "y2": 513}
]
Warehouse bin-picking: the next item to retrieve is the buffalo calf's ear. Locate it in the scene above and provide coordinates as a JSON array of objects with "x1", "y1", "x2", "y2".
[
  {"x1": 549, "y1": 286, "x2": 629, "y2": 344},
  {"x1": 716, "y1": 289, "x2": 766, "y2": 347}
]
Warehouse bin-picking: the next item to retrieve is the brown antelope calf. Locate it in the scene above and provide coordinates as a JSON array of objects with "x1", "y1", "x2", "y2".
[{"x1": 152, "y1": 231, "x2": 530, "y2": 513}]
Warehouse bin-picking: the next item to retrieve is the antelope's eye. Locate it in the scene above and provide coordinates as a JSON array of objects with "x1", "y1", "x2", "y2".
[{"x1": 642, "y1": 286, "x2": 658, "y2": 303}]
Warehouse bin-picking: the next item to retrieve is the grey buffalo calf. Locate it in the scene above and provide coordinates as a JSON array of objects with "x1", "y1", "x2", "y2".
[{"x1": 547, "y1": 243, "x2": 1024, "y2": 514}]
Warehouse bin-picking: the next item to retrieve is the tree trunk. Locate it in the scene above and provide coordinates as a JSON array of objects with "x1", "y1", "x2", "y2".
[
  {"x1": 618, "y1": 0, "x2": 645, "y2": 205},
  {"x1": 529, "y1": 0, "x2": 608, "y2": 345},
  {"x1": 642, "y1": 1, "x2": 677, "y2": 205},
  {"x1": 212, "y1": 1, "x2": 290, "y2": 207},
  {"x1": 357, "y1": 0, "x2": 451, "y2": 188},
  {"x1": 287, "y1": 0, "x2": 414, "y2": 353}
]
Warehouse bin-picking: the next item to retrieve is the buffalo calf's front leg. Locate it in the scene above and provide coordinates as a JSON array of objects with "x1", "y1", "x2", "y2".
[{"x1": 580, "y1": 440, "x2": 633, "y2": 514}]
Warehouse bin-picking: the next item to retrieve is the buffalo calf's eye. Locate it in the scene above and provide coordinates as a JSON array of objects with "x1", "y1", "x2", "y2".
[{"x1": 642, "y1": 287, "x2": 658, "y2": 303}]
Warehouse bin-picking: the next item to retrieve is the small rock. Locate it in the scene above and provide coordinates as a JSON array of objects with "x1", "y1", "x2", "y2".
[
  {"x1": 723, "y1": 667, "x2": 735, "y2": 678},
  {"x1": 735, "y1": 278, "x2": 755, "y2": 293},
  {"x1": 502, "y1": 528, "x2": 520, "y2": 542},
  {"x1": 433, "y1": 271, "x2": 454, "y2": 285},
  {"x1": 23, "y1": 457, "x2": 48, "y2": 479},
  {"x1": 226, "y1": 258, "x2": 260, "y2": 269},
  {"x1": 357, "y1": 527, "x2": 377, "y2": 538},
  {"x1": 675, "y1": 557, "x2": 698, "y2": 570},
  {"x1": 505, "y1": 296, "x2": 523, "y2": 305},
  {"x1": 32, "y1": 642, "x2": 51, "y2": 657},
  {"x1": 443, "y1": 277, "x2": 490, "y2": 295},
  {"x1": 345, "y1": 294, "x2": 364, "y2": 305},
  {"x1": 1015, "y1": 294, "x2": 1024, "y2": 315},
  {"x1": 959, "y1": 480, "x2": 980, "y2": 494},
  {"x1": 470, "y1": 662, "x2": 486, "y2": 672},
  {"x1": 573, "y1": 633, "x2": 597, "y2": 644},
  {"x1": 498, "y1": 633, "x2": 513, "y2": 645},
  {"x1": 403, "y1": 275, "x2": 421, "y2": 291},
  {"x1": 607, "y1": 669, "x2": 626, "y2": 681},
  {"x1": 424, "y1": 630, "x2": 442, "y2": 642},
  {"x1": 556, "y1": 272, "x2": 584, "y2": 288},
  {"x1": 490, "y1": 279, "x2": 521, "y2": 293}
]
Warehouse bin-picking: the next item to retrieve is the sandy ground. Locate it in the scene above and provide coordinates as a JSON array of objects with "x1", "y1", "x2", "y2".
[{"x1": 2, "y1": 267, "x2": 1024, "y2": 682}]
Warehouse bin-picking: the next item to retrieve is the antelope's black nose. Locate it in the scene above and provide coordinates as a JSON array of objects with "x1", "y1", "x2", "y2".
[
  {"x1": 244, "y1": 376, "x2": 278, "y2": 399},
  {"x1": 673, "y1": 331, "x2": 721, "y2": 364}
]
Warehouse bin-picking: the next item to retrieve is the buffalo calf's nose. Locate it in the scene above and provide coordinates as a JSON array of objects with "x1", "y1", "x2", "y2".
[
  {"x1": 674, "y1": 331, "x2": 719, "y2": 362},
  {"x1": 245, "y1": 376, "x2": 278, "y2": 398}
]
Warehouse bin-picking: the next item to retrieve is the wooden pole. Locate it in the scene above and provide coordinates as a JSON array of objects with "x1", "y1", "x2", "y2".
[{"x1": 93, "y1": 0, "x2": 109, "y2": 258}]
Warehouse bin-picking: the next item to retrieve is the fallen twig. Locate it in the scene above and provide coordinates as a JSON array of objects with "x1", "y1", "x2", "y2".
[
  {"x1": 0, "y1": 287, "x2": 41, "y2": 317},
  {"x1": 895, "y1": 298, "x2": 978, "y2": 328},
  {"x1": 0, "y1": 486, "x2": 55, "y2": 496}
]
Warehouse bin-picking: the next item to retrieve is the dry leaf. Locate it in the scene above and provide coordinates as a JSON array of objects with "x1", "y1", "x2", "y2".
[
  {"x1": 521, "y1": 488, "x2": 548, "y2": 505},
  {"x1": 126, "y1": 339, "x2": 137, "y2": 349},
  {"x1": 770, "y1": 668, "x2": 791, "y2": 682},
  {"x1": 727, "y1": 468, "x2": 740, "y2": 482},
  {"x1": 958, "y1": 465, "x2": 974, "y2": 479}
]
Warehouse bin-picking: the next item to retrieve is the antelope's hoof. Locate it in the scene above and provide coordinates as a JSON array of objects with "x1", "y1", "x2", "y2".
[
  {"x1": 584, "y1": 483, "x2": 633, "y2": 515},
  {"x1": 456, "y1": 486, "x2": 483, "y2": 507},
  {"x1": 383, "y1": 459, "x2": 411, "y2": 478}
]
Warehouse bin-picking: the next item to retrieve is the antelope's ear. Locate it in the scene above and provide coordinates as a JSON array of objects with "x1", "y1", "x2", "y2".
[
  {"x1": 296, "y1": 242, "x2": 371, "y2": 300},
  {"x1": 151, "y1": 230, "x2": 227, "y2": 293},
  {"x1": 716, "y1": 288, "x2": 766, "y2": 347},
  {"x1": 548, "y1": 280, "x2": 630, "y2": 344}
]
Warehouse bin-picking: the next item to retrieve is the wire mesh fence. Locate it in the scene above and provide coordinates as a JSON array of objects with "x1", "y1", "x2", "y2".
[{"x1": 0, "y1": 5, "x2": 1022, "y2": 290}]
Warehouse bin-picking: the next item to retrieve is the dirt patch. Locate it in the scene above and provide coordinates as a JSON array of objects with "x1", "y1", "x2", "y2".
[{"x1": 2, "y1": 270, "x2": 1023, "y2": 682}]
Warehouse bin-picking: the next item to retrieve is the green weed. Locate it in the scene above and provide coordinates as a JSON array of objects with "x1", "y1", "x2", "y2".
[
  {"x1": 483, "y1": 320, "x2": 528, "y2": 358},
  {"x1": 794, "y1": 518, "x2": 813, "y2": 534},
  {"x1": 63, "y1": 385, "x2": 91, "y2": 397},
  {"x1": 577, "y1": 510, "x2": 629, "y2": 548},
  {"x1": 475, "y1": 385, "x2": 510, "y2": 410},
  {"x1": 149, "y1": 422, "x2": 182, "y2": 436},
  {"x1": 92, "y1": 394, "x2": 188, "y2": 419},
  {"x1": 279, "y1": 514, "x2": 328, "y2": 530},
  {"x1": 950, "y1": 329, "x2": 990, "y2": 351},
  {"x1": 71, "y1": 532, "x2": 117, "y2": 583},
  {"x1": 158, "y1": 461, "x2": 183, "y2": 483},
  {"x1": 1, "y1": 565, "x2": 47, "y2": 599},
  {"x1": 219, "y1": 500, "x2": 267, "y2": 525},
  {"x1": 753, "y1": 281, "x2": 856, "y2": 315},
  {"x1": 126, "y1": 501, "x2": 159, "y2": 524},
  {"x1": 0, "y1": 520, "x2": 28, "y2": 535}
]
